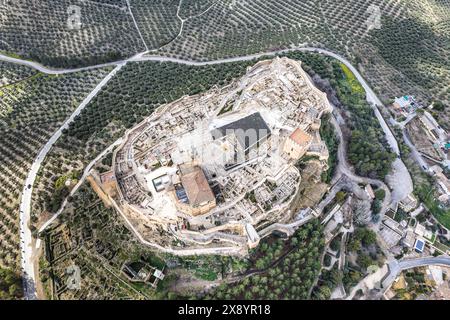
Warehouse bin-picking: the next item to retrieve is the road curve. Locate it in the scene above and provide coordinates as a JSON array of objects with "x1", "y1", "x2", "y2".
[
  {"x1": 1, "y1": 46, "x2": 413, "y2": 198},
  {"x1": 330, "y1": 115, "x2": 391, "y2": 216},
  {"x1": 0, "y1": 52, "x2": 122, "y2": 75},
  {"x1": 37, "y1": 138, "x2": 124, "y2": 234},
  {"x1": 11, "y1": 46, "x2": 411, "y2": 299},
  {"x1": 382, "y1": 256, "x2": 450, "y2": 290},
  {"x1": 18, "y1": 62, "x2": 126, "y2": 299}
]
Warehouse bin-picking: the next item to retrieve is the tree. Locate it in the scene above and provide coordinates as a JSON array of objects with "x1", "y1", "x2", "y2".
[
  {"x1": 357, "y1": 253, "x2": 373, "y2": 270},
  {"x1": 348, "y1": 238, "x2": 361, "y2": 252},
  {"x1": 336, "y1": 191, "x2": 347, "y2": 203},
  {"x1": 0, "y1": 267, "x2": 23, "y2": 300},
  {"x1": 374, "y1": 189, "x2": 386, "y2": 201},
  {"x1": 314, "y1": 285, "x2": 332, "y2": 300},
  {"x1": 433, "y1": 101, "x2": 445, "y2": 112}
]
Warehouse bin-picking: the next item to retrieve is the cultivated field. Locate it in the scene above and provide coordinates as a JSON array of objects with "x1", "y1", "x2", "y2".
[
  {"x1": 31, "y1": 59, "x2": 256, "y2": 220},
  {"x1": 0, "y1": 62, "x2": 111, "y2": 269},
  {"x1": 2, "y1": 0, "x2": 450, "y2": 296},
  {"x1": 32, "y1": 50, "x2": 396, "y2": 229},
  {"x1": 2, "y1": 0, "x2": 449, "y2": 109},
  {"x1": 0, "y1": 0, "x2": 144, "y2": 67},
  {"x1": 0, "y1": 61, "x2": 37, "y2": 87}
]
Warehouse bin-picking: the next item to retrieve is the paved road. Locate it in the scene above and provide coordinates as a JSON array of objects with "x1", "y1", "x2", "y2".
[
  {"x1": 9, "y1": 45, "x2": 412, "y2": 298},
  {"x1": 382, "y1": 256, "x2": 450, "y2": 290},
  {"x1": 37, "y1": 138, "x2": 123, "y2": 234},
  {"x1": 258, "y1": 215, "x2": 314, "y2": 238},
  {"x1": 0, "y1": 52, "x2": 122, "y2": 75},
  {"x1": 18, "y1": 63, "x2": 126, "y2": 299},
  {"x1": 330, "y1": 115, "x2": 391, "y2": 216}
]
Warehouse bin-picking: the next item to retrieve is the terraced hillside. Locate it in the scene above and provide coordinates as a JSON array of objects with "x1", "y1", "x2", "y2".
[{"x1": 0, "y1": 63, "x2": 111, "y2": 269}]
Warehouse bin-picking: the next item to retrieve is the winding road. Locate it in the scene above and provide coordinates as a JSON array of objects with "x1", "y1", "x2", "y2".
[
  {"x1": 5, "y1": 46, "x2": 414, "y2": 299},
  {"x1": 330, "y1": 115, "x2": 391, "y2": 217},
  {"x1": 17, "y1": 62, "x2": 126, "y2": 299},
  {"x1": 381, "y1": 256, "x2": 450, "y2": 290}
]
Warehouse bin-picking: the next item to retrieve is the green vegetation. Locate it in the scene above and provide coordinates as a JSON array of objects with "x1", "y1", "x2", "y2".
[
  {"x1": 168, "y1": 254, "x2": 248, "y2": 284},
  {"x1": 372, "y1": 187, "x2": 386, "y2": 214},
  {"x1": 334, "y1": 63, "x2": 395, "y2": 180},
  {"x1": 393, "y1": 268, "x2": 435, "y2": 300},
  {"x1": 45, "y1": 171, "x2": 81, "y2": 213},
  {"x1": 244, "y1": 191, "x2": 257, "y2": 204},
  {"x1": 323, "y1": 254, "x2": 332, "y2": 268},
  {"x1": 130, "y1": 0, "x2": 181, "y2": 50},
  {"x1": 403, "y1": 149, "x2": 450, "y2": 229},
  {"x1": 416, "y1": 183, "x2": 450, "y2": 229},
  {"x1": 0, "y1": 61, "x2": 37, "y2": 87},
  {"x1": 1, "y1": 0, "x2": 144, "y2": 68},
  {"x1": 34, "y1": 50, "x2": 402, "y2": 229},
  {"x1": 205, "y1": 220, "x2": 324, "y2": 300},
  {"x1": 348, "y1": 228, "x2": 377, "y2": 251},
  {"x1": 312, "y1": 264, "x2": 343, "y2": 300},
  {"x1": 68, "y1": 61, "x2": 255, "y2": 141},
  {"x1": 319, "y1": 113, "x2": 338, "y2": 183},
  {"x1": 33, "y1": 60, "x2": 257, "y2": 222},
  {"x1": 393, "y1": 208, "x2": 409, "y2": 223},
  {"x1": 400, "y1": 137, "x2": 450, "y2": 229},
  {"x1": 249, "y1": 238, "x2": 290, "y2": 271},
  {"x1": 329, "y1": 234, "x2": 341, "y2": 252},
  {"x1": 342, "y1": 268, "x2": 363, "y2": 293},
  {"x1": 335, "y1": 191, "x2": 347, "y2": 204},
  {"x1": 40, "y1": 184, "x2": 175, "y2": 299},
  {"x1": 0, "y1": 267, "x2": 23, "y2": 300},
  {"x1": 287, "y1": 52, "x2": 395, "y2": 179},
  {"x1": 339, "y1": 63, "x2": 364, "y2": 95},
  {"x1": 40, "y1": 183, "x2": 252, "y2": 299},
  {"x1": 432, "y1": 101, "x2": 446, "y2": 112},
  {"x1": 218, "y1": 102, "x2": 234, "y2": 115},
  {"x1": 371, "y1": 16, "x2": 450, "y2": 107},
  {"x1": 371, "y1": 200, "x2": 382, "y2": 216},
  {"x1": 0, "y1": 62, "x2": 110, "y2": 269},
  {"x1": 2, "y1": 1, "x2": 449, "y2": 122},
  {"x1": 3, "y1": 0, "x2": 450, "y2": 300},
  {"x1": 343, "y1": 227, "x2": 384, "y2": 292},
  {"x1": 284, "y1": 51, "x2": 395, "y2": 180},
  {"x1": 375, "y1": 189, "x2": 386, "y2": 201}
]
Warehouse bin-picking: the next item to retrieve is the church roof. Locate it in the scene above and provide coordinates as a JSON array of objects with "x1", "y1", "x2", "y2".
[{"x1": 180, "y1": 165, "x2": 215, "y2": 207}]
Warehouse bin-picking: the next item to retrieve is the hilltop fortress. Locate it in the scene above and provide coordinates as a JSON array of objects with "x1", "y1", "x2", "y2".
[{"x1": 97, "y1": 57, "x2": 333, "y2": 256}]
